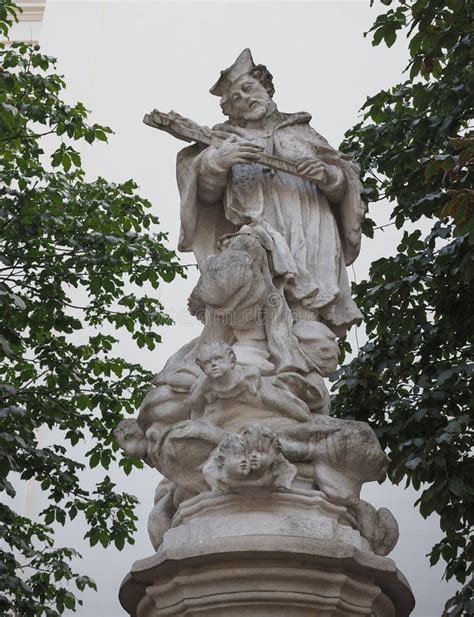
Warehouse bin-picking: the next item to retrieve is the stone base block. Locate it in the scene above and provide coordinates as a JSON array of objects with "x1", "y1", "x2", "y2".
[
  {"x1": 119, "y1": 492, "x2": 414, "y2": 617},
  {"x1": 120, "y1": 538, "x2": 414, "y2": 617},
  {"x1": 168, "y1": 489, "x2": 370, "y2": 552}
]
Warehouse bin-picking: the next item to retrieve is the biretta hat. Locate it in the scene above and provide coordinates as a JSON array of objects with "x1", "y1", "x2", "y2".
[{"x1": 210, "y1": 48, "x2": 256, "y2": 97}]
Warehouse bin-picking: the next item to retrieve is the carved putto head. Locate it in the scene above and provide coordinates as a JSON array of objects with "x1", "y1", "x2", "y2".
[
  {"x1": 215, "y1": 433, "x2": 250, "y2": 479},
  {"x1": 114, "y1": 418, "x2": 147, "y2": 459},
  {"x1": 241, "y1": 425, "x2": 281, "y2": 475},
  {"x1": 202, "y1": 424, "x2": 297, "y2": 493},
  {"x1": 195, "y1": 340, "x2": 236, "y2": 379}
]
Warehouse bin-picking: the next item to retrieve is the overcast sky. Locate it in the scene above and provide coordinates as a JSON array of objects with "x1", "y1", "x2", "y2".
[{"x1": 10, "y1": 1, "x2": 459, "y2": 615}]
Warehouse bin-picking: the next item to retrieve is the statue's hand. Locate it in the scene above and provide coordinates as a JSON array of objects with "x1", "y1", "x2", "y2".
[
  {"x1": 209, "y1": 134, "x2": 263, "y2": 170},
  {"x1": 296, "y1": 158, "x2": 327, "y2": 183}
]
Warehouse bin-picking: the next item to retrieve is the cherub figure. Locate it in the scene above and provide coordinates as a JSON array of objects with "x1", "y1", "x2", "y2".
[
  {"x1": 203, "y1": 424, "x2": 296, "y2": 493},
  {"x1": 188, "y1": 341, "x2": 311, "y2": 422},
  {"x1": 242, "y1": 425, "x2": 296, "y2": 490},
  {"x1": 114, "y1": 418, "x2": 148, "y2": 460},
  {"x1": 203, "y1": 433, "x2": 250, "y2": 492},
  {"x1": 188, "y1": 341, "x2": 261, "y2": 415}
]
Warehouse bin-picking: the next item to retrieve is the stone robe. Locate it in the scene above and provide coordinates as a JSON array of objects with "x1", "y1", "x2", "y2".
[{"x1": 176, "y1": 110, "x2": 364, "y2": 335}]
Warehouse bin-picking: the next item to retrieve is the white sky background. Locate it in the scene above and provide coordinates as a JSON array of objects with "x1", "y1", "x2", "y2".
[{"x1": 9, "y1": 1, "x2": 460, "y2": 615}]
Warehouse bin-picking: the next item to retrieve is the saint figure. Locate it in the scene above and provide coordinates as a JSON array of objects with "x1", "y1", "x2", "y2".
[{"x1": 177, "y1": 48, "x2": 364, "y2": 339}]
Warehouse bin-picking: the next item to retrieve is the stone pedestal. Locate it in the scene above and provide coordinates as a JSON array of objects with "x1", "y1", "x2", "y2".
[{"x1": 119, "y1": 491, "x2": 414, "y2": 617}]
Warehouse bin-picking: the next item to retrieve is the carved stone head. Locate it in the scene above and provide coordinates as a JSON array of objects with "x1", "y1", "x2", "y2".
[
  {"x1": 203, "y1": 424, "x2": 297, "y2": 493},
  {"x1": 195, "y1": 341, "x2": 236, "y2": 379},
  {"x1": 241, "y1": 425, "x2": 281, "y2": 475},
  {"x1": 220, "y1": 74, "x2": 274, "y2": 124},
  {"x1": 114, "y1": 418, "x2": 147, "y2": 459},
  {"x1": 209, "y1": 48, "x2": 275, "y2": 125},
  {"x1": 217, "y1": 434, "x2": 250, "y2": 480}
]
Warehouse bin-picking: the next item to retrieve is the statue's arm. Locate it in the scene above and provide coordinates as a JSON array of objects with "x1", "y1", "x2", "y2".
[
  {"x1": 316, "y1": 164, "x2": 346, "y2": 202},
  {"x1": 197, "y1": 147, "x2": 230, "y2": 205},
  {"x1": 197, "y1": 134, "x2": 263, "y2": 205},
  {"x1": 187, "y1": 376, "x2": 209, "y2": 418},
  {"x1": 291, "y1": 123, "x2": 347, "y2": 202}
]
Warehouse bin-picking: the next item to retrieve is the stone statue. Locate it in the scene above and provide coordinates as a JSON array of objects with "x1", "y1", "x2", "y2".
[
  {"x1": 203, "y1": 424, "x2": 297, "y2": 493},
  {"x1": 178, "y1": 49, "x2": 364, "y2": 334},
  {"x1": 188, "y1": 341, "x2": 312, "y2": 422},
  {"x1": 116, "y1": 49, "x2": 414, "y2": 617},
  {"x1": 351, "y1": 499, "x2": 399, "y2": 557},
  {"x1": 114, "y1": 418, "x2": 148, "y2": 460}
]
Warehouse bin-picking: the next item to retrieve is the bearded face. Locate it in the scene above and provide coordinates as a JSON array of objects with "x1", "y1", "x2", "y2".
[{"x1": 221, "y1": 75, "x2": 272, "y2": 124}]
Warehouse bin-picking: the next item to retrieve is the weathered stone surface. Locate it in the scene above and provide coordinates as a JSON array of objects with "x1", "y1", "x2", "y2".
[
  {"x1": 202, "y1": 424, "x2": 297, "y2": 493},
  {"x1": 116, "y1": 388, "x2": 389, "y2": 513},
  {"x1": 311, "y1": 416, "x2": 389, "y2": 506},
  {"x1": 116, "y1": 47, "x2": 414, "y2": 615},
  {"x1": 147, "y1": 480, "x2": 177, "y2": 552},
  {"x1": 120, "y1": 535, "x2": 414, "y2": 617},
  {"x1": 351, "y1": 500, "x2": 399, "y2": 557},
  {"x1": 167, "y1": 489, "x2": 367, "y2": 550},
  {"x1": 114, "y1": 418, "x2": 148, "y2": 460},
  {"x1": 120, "y1": 490, "x2": 413, "y2": 616}
]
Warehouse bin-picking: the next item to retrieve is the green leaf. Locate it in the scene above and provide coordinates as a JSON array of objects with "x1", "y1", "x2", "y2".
[{"x1": 335, "y1": 2, "x2": 473, "y2": 607}]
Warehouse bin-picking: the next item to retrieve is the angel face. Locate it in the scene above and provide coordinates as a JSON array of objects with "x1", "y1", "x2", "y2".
[
  {"x1": 220, "y1": 435, "x2": 250, "y2": 479},
  {"x1": 224, "y1": 450, "x2": 250, "y2": 479},
  {"x1": 196, "y1": 341, "x2": 236, "y2": 380},
  {"x1": 248, "y1": 448, "x2": 273, "y2": 473},
  {"x1": 114, "y1": 419, "x2": 147, "y2": 459},
  {"x1": 242, "y1": 426, "x2": 280, "y2": 474}
]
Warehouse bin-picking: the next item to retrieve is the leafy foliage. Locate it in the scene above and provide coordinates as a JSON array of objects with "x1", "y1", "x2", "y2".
[
  {"x1": 333, "y1": 0, "x2": 473, "y2": 613},
  {"x1": 0, "y1": 2, "x2": 182, "y2": 614}
]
